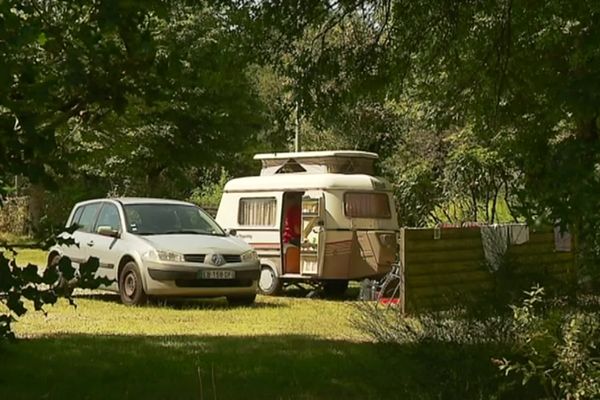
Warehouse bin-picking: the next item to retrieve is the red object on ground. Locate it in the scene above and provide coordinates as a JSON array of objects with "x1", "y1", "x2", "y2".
[{"x1": 378, "y1": 297, "x2": 402, "y2": 306}]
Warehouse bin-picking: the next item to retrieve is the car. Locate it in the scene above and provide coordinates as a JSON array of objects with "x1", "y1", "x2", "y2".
[{"x1": 48, "y1": 197, "x2": 260, "y2": 306}]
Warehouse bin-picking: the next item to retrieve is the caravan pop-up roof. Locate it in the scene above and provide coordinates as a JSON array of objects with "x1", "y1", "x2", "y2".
[{"x1": 254, "y1": 150, "x2": 378, "y2": 176}]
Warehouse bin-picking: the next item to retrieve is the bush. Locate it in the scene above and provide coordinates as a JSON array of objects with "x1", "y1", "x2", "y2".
[
  {"x1": 497, "y1": 286, "x2": 600, "y2": 399},
  {"x1": 187, "y1": 169, "x2": 230, "y2": 215},
  {"x1": 0, "y1": 197, "x2": 29, "y2": 236},
  {"x1": 353, "y1": 301, "x2": 513, "y2": 345},
  {"x1": 354, "y1": 286, "x2": 600, "y2": 399}
]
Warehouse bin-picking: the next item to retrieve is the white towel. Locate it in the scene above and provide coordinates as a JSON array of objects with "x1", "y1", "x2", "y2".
[
  {"x1": 480, "y1": 225, "x2": 509, "y2": 271},
  {"x1": 509, "y1": 224, "x2": 529, "y2": 245},
  {"x1": 554, "y1": 226, "x2": 572, "y2": 252}
]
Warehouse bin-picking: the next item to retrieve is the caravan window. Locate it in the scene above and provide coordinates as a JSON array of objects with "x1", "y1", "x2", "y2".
[
  {"x1": 238, "y1": 197, "x2": 277, "y2": 227},
  {"x1": 344, "y1": 192, "x2": 391, "y2": 219}
]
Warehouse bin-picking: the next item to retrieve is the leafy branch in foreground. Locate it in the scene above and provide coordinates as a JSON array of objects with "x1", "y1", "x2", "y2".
[{"x1": 0, "y1": 230, "x2": 113, "y2": 340}]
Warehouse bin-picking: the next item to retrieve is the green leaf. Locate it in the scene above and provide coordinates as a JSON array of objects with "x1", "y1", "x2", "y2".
[
  {"x1": 37, "y1": 32, "x2": 47, "y2": 46},
  {"x1": 58, "y1": 256, "x2": 76, "y2": 280},
  {"x1": 21, "y1": 264, "x2": 42, "y2": 284},
  {"x1": 6, "y1": 292, "x2": 27, "y2": 317},
  {"x1": 0, "y1": 253, "x2": 14, "y2": 292},
  {"x1": 42, "y1": 265, "x2": 60, "y2": 285}
]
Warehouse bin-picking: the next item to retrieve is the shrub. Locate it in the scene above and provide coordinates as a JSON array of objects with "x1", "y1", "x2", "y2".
[
  {"x1": 188, "y1": 169, "x2": 230, "y2": 215},
  {"x1": 353, "y1": 301, "x2": 513, "y2": 345},
  {"x1": 354, "y1": 286, "x2": 600, "y2": 399},
  {"x1": 497, "y1": 286, "x2": 600, "y2": 399}
]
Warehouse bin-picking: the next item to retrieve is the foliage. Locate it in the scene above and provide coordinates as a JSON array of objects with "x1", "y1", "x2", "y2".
[
  {"x1": 0, "y1": 197, "x2": 29, "y2": 236},
  {"x1": 69, "y1": 2, "x2": 267, "y2": 198},
  {"x1": 354, "y1": 285, "x2": 600, "y2": 399},
  {"x1": 246, "y1": 1, "x2": 600, "y2": 260},
  {"x1": 497, "y1": 286, "x2": 600, "y2": 399},
  {"x1": 0, "y1": 0, "x2": 169, "y2": 194},
  {"x1": 379, "y1": 123, "x2": 521, "y2": 226},
  {"x1": 353, "y1": 301, "x2": 513, "y2": 346},
  {"x1": 187, "y1": 168, "x2": 231, "y2": 210},
  {"x1": 1, "y1": 1, "x2": 275, "y2": 229}
]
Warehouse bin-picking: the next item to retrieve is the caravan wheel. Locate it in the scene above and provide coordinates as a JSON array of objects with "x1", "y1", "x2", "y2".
[{"x1": 258, "y1": 265, "x2": 282, "y2": 295}]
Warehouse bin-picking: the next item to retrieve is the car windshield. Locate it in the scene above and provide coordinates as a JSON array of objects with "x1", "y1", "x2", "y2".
[{"x1": 123, "y1": 203, "x2": 225, "y2": 236}]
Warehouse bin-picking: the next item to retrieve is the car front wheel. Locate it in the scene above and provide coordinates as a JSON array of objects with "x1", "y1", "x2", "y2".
[{"x1": 119, "y1": 262, "x2": 147, "y2": 306}]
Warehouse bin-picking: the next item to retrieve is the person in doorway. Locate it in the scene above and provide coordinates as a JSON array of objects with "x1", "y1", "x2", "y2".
[
  {"x1": 283, "y1": 201, "x2": 301, "y2": 246},
  {"x1": 283, "y1": 199, "x2": 302, "y2": 273}
]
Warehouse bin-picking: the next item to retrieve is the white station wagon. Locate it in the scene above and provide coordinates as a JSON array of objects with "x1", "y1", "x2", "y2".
[{"x1": 48, "y1": 198, "x2": 260, "y2": 305}]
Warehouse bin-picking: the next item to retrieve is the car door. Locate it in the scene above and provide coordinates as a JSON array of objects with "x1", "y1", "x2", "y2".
[
  {"x1": 64, "y1": 202, "x2": 102, "y2": 266},
  {"x1": 89, "y1": 201, "x2": 124, "y2": 289}
]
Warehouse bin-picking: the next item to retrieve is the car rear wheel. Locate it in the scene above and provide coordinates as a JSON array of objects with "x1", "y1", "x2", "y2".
[
  {"x1": 119, "y1": 262, "x2": 147, "y2": 305},
  {"x1": 226, "y1": 294, "x2": 257, "y2": 306},
  {"x1": 258, "y1": 265, "x2": 282, "y2": 295},
  {"x1": 48, "y1": 254, "x2": 75, "y2": 296}
]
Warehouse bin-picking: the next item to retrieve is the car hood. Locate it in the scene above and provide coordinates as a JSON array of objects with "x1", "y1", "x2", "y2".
[{"x1": 139, "y1": 234, "x2": 251, "y2": 254}]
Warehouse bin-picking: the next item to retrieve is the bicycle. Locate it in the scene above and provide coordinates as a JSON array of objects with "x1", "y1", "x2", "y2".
[
  {"x1": 376, "y1": 262, "x2": 405, "y2": 310},
  {"x1": 359, "y1": 261, "x2": 405, "y2": 311}
]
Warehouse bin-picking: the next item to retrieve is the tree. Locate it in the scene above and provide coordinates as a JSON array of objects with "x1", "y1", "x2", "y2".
[
  {"x1": 0, "y1": 0, "x2": 277, "y2": 338},
  {"x1": 1, "y1": 1, "x2": 279, "y2": 231},
  {"x1": 246, "y1": 1, "x2": 600, "y2": 266},
  {"x1": 0, "y1": 0, "x2": 170, "y2": 194}
]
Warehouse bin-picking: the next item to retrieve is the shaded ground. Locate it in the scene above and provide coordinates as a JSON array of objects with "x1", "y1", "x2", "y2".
[
  {"x1": 0, "y1": 248, "x2": 520, "y2": 399},
  {"x1": 0, "y1": 334, "x2": 511, "y2": 400}
]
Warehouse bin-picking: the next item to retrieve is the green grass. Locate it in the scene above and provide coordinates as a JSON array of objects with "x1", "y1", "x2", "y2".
[
  {"x1": 12, "y1": 247, "x2": 48, "y2": 266},
  {"x1": 1, "y1": 249, "x2": 509, "y2": 399},
  {"x1": 0, "y1": 232, "x2": 36, "y2": 246}
]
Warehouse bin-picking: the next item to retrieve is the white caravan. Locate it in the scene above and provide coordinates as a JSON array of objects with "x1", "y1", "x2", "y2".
[{"x1": 215, "y1": 151, "x2": 400, "y2": 296}]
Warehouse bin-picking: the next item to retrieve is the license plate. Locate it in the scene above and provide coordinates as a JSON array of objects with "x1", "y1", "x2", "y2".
[{"x1": 199, "y1": 270, "x2": 235, "y2": 279}]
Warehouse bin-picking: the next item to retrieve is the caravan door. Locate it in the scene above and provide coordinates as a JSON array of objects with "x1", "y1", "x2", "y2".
[{"x1": 300, "y1": 191, "x2": 325, "y2": 276}]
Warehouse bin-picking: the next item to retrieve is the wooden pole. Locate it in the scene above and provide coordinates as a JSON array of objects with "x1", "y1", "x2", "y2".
[{"x1": 294, "y1": 101, "x2": 300, "y2": 152}]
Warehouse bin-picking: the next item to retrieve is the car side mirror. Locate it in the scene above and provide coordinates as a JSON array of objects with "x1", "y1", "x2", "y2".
[
  {"x1": 97, "y1": 226, "x2": 121, "y2": 238},
  {"x1": 226, "y1": 228, "x2": 237, "y2": 236}
]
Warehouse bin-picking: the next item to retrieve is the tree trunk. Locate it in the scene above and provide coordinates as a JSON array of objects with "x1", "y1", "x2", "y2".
[
  {"x1": 145, "y1": 166, "x2": 166, "y2": 197},
  {"x1": 28, "y1": 183, "x2": 46, "y2": 237}
]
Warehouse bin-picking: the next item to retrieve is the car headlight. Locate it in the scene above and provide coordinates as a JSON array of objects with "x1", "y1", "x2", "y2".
[
  {"x1": 142, "y1": 249, "x2": 159, "y2": 261},
  {"x1": 143, "y1": 249, "x2": 185, "y2": 263},
  {"x1": 157, "y1": 250, "x2": 185, "y2": 263},
  {"x1": 241, "y1": 250, "x2": 258, "y2": 263}
]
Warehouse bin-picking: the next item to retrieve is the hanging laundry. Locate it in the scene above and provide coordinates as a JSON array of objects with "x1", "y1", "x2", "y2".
[
  {"x1": 509, "y1": 223, "x2": 529, "y2": 245},
  {"x1": 554, "y1": 226, "x2": 572, "y2": 252},
  {"x1": 480, "y1": 224, "x2": 509, "y2": 271}
]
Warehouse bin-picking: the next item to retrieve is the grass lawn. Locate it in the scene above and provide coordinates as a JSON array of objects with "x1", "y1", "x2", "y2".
[{"x1": 1, "y1": 249, "x2": 507, "y2": 400}]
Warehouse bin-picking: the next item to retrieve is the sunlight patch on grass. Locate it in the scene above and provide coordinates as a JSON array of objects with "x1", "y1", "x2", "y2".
[
  {"x1": 14, "y1": 295, "x2": 366, "y2": 341},
  {"x1": 1, "y1": 247, "x2": 47, "y2": 267},
  {"x1": 9, "y1": 249, "x2": 367, "y2": 341}
]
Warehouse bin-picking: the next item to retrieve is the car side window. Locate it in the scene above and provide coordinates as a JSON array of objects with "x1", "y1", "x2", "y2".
[
  {"x1": 77, "y1": 203, "x2": 102, "y2": 233},
  {"x1": 70, "y1": 206, "x2": 84, "y2": 226},
  {"x1": 94, "y1": 203, "x2": 121, "y2": 233}
]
